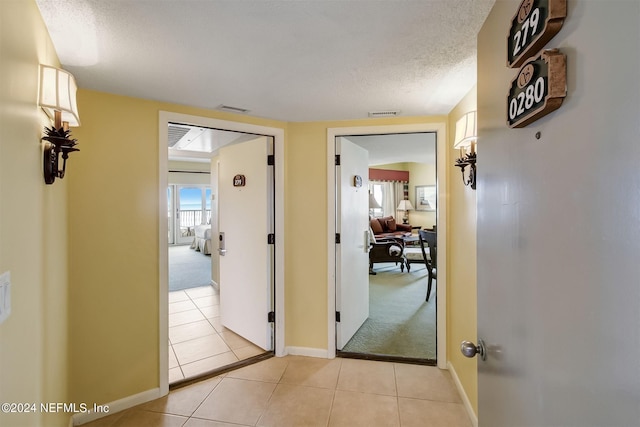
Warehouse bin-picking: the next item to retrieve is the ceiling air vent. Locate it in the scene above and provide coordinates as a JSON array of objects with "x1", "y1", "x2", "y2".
[
  {"x1": 217, "y1": 104, "x2": 250, "y2": 114},
  {"x1": 368, "y1": 110, "x2": 400, "y2": 118},
  {"x1": 167, "y1": 124, "x2": 190, "y2": 147}
]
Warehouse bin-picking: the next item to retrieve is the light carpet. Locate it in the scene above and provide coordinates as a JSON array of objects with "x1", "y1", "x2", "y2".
[
  {"x1": 342, "y1": 264, "x2": 436, "y2": 360},
  {"x1": 169, "y1": 244, "x2": 212, "y2": 292}
]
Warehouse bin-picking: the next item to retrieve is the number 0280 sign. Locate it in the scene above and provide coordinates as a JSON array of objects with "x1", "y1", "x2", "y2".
[
  {"x1": 507, "y1": 49, "x2": 566, "y2": 128},
  {"x1": 507, "y1": 0, "x2": 566, "y2": 68}
]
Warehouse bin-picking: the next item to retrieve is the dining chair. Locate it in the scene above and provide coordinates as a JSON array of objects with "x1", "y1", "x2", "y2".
[{"x1": 405, "y1": 229, "x2": 436, "y2": 301}]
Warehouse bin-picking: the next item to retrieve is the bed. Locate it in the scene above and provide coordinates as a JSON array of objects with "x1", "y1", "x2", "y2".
[{"x1": 190, "y1": 224, "x2": 212, "y2": 255}]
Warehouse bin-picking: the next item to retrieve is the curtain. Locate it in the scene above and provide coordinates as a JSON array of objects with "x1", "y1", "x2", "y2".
[{"x1": 393, "y1": 181, "x2": 404, "y2": 218}]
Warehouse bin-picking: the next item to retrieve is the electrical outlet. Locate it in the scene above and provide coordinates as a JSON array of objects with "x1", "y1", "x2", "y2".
[{"x1": 0, "y1": 271, "x2": 11, "y2": 324}]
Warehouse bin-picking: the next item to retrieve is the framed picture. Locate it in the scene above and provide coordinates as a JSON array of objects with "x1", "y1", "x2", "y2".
[{"x1": 415, "y1": 185, "x2": 436, "y2": 211}]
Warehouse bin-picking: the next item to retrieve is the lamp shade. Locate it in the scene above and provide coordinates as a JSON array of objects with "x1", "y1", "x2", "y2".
[
  {"x1": 397, "y1": 199, "x2": 414, "y2": 211},
  {"x1": 369, "y1": 192, "x2": 381, "y2": 209},
  {"x1": 38, "y1": 64, "x2": 80, "y2": 127},
  {"x1": 454, "y1": 111, "x2": 476, "y2": 149}
]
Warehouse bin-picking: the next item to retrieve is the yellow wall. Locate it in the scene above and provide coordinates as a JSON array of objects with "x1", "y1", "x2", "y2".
[
  {"x1": 0, "y1": 1, "x2": 68, "y2": 426},
  {"x1": 446, "y1": 87, "x2": 478, "y2": 414},
  {"x1": 407, "y1": 162, "x2": 437, "y2": 228}
]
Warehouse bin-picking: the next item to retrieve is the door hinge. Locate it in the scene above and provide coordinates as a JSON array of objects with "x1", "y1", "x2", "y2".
[
  {"x1": 268, "y1": 233, "x2": 275, "y2": 245},
  {"x1": 335, "y1": 311, "x2": 341, "y2": 322},
  {"x1": 268, "y1": 311, "x2": 275, "y2": 323},
  {"x1": 335, "y1": 233, "x2": 341, "y2": 244},
  {"x1": 267, "y1": 154, "x2": 275, "y2": 166},
  {"x1": 335, "y1": 155, "x2": 341, "y2": 165}
]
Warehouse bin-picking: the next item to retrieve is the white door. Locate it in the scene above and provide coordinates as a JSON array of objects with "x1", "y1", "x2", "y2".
[
  {"x1": 336, "y1": 137, "x2": 370, "y2": 349},
  {"x1": 474, "y1": 2, "x2": 640, "y2": 426},
  {"x1": 218, "y1": 136, "x2": 273, "y2": 351}
]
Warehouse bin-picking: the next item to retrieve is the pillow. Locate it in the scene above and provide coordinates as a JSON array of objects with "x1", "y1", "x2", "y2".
[
  {"x1": 386, "y1": 218, "x2": 397, "y2": 231},
  {"x1": 370, "y1": 218, "x2": 384, "y2": 234},
  {"x1": 388, "y1": 245, "x2": 402, "y2": 256},
  {"x1": 377, "y1": 216, "x2": 393, "y2": 231}
]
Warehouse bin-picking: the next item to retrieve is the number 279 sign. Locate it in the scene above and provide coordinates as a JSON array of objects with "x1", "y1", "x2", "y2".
[
  {"x1": 507, "y1": 49, "x2": 566, "y2": 128},
  {"x1": 507, "y1": 0, "x2": 566, "y2": 68}
]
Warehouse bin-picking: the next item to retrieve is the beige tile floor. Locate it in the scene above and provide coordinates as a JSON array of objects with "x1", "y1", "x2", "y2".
[
  {"x1": 169, "y1": 285, "x2": 266, "y2": 383},
  {"x1": 82, "y1": 356, "x2": 473, "y2": 427}
]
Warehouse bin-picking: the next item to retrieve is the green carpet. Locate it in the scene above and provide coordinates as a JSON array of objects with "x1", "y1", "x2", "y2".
[{"x1": 342, "y1": 264, "x2": 436, "y2": 360}]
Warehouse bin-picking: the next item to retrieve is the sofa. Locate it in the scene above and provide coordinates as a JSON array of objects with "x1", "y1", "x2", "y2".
[{"x1": 369, "y1": 216, "x2": 412, "y2": 239}]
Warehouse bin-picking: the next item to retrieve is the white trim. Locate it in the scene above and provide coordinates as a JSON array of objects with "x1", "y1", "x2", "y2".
[
  {"x1": 158, "y1": 112, "x2": 287, "y2": 394},
  {"x1": 327, "y1": 123, "x2": 448, "y2": 368},
  {"x1": 448, "y1": 361, "x2": 478, "y2": 427},
  {"x1": 70, "y1": 387, "x2": 162, "y2": 426},
  {"x1": 285, "y1": 346, "x2": 330, "y2": 359},
  {"x1": 159, "y1": 119, "x2": 170, "y2": 396}
]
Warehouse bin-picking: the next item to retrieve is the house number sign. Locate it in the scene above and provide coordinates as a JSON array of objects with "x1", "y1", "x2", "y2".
[
  {"x1": 507, "y1": 49, "x2": 566, "y2": 128},
  {"x1": 507, "y1": 0, "x2": 566, "y2": 68},
  {"x1": 233, "y1": 174, "x2": 246, "y2": 187}
]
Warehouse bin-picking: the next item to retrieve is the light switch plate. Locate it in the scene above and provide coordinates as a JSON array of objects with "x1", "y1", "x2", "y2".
[{"x1": 0, "y1": 271, "x2": 11, "y2": 324}]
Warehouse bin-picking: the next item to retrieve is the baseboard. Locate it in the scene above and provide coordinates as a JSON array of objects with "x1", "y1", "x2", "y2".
[
  {"x1": 284, "y1": 346, "x2": 329, "y2": 358},
  {"x1": 447, "y1": 361, "x2": 478, "y2": 427},
  {"x1": 70, "y1": 387, "x2": 162, "y2": 426}
]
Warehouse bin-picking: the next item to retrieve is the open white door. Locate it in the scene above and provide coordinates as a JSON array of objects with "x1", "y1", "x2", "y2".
[
  {"x1": 336, "y1": 137, "x2": 370, "y2": 350},
  {"x1": 218, "y1": 136, "x2": 273, "y2": 351}
]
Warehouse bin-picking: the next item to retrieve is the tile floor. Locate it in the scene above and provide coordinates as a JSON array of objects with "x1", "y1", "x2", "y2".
[
  {"x1": 169, "y1": 285, "x2": 266, "y2": 383},
  {"x1": 82, "y1": 355, "x2": 473, "y2": 427}
]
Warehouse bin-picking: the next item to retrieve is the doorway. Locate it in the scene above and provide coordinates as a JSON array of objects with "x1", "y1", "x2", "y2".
[
  {"x1": 337, "y1": 132, "x2": 437, "y2": 362},
  {"x1": 327, "y1": 123, "x2": 448, "y2": 369},
  {"x1": 158, "y1": 112, "x2": 285, "y2": 394}
]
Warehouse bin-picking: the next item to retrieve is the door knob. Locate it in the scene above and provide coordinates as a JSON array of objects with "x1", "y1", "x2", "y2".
[{"x1": 460, "y1": 339, "x2": 487, "y2": 361}]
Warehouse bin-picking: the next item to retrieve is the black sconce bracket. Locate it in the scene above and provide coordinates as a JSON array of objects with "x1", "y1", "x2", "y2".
[
  {"x1": 454, "y1": 152, "x2": 476, "y2": 190},
  {"x1": 42, "y1": 125, "x2": 79, "y2": 185}
]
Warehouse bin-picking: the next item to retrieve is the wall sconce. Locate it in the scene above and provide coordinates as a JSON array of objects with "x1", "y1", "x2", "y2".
[
  {"x1": 453, "y1": 110, "x2": 477, "y2": 190},
  {"x1": 396, "y1": 199, "x2": 414, "y2": 224},
  {"x1": 38, "y1": 64, "x2": 81, "y2": 185}
]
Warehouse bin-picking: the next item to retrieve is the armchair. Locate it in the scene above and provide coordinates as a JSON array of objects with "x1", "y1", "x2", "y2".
[{"x1": 369, "y1": 236, "x2": 406, "y2": 274}]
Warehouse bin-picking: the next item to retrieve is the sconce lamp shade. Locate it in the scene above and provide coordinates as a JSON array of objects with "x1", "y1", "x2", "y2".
[
  {"x1": 397, "y1": 199, "x2": 414, "y2": 211},
  {"x1": 38, "y1": 65, "x2": 80, "y2": 127},
  {"x1": 453, "y1": 110, "x2": 477, "y2": 149},
  {"x1": 369, "y1": 192, "x2": 382, "y2": 209}
]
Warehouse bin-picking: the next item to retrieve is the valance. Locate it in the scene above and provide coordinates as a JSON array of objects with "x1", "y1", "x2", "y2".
[{"x1": 369, "y1": 168, "x2": 409, "y2": 183}]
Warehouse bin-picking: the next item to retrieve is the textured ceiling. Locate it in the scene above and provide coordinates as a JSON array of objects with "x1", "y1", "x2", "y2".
[{"x1": 36, "y1": 0, "x2": 495, "y2": 123}]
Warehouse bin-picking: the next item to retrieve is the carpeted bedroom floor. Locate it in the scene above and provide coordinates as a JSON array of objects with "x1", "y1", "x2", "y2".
[
  {"x1": 342, "y1": 263, "x2": 436, "y2": 360},
  {"x1": 169, "y1": 244, "x2": 212, "y2": 292}
]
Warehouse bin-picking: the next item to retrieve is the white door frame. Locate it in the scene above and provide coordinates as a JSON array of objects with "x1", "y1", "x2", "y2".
[
  {"x1": 327, "y1": 123, "x2": 448, "y2": 368},
  {"x1": 158, "y1": 111, "x2": 286, "y2": 395}
]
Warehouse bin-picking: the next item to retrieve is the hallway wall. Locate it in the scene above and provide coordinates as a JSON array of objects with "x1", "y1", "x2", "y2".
[
  {"x1": 0, "y1": 1, "x2": 69, "y2": 426},
  {"x1": 446, "y1": 87, "x2": 478, "y2": 415}
]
